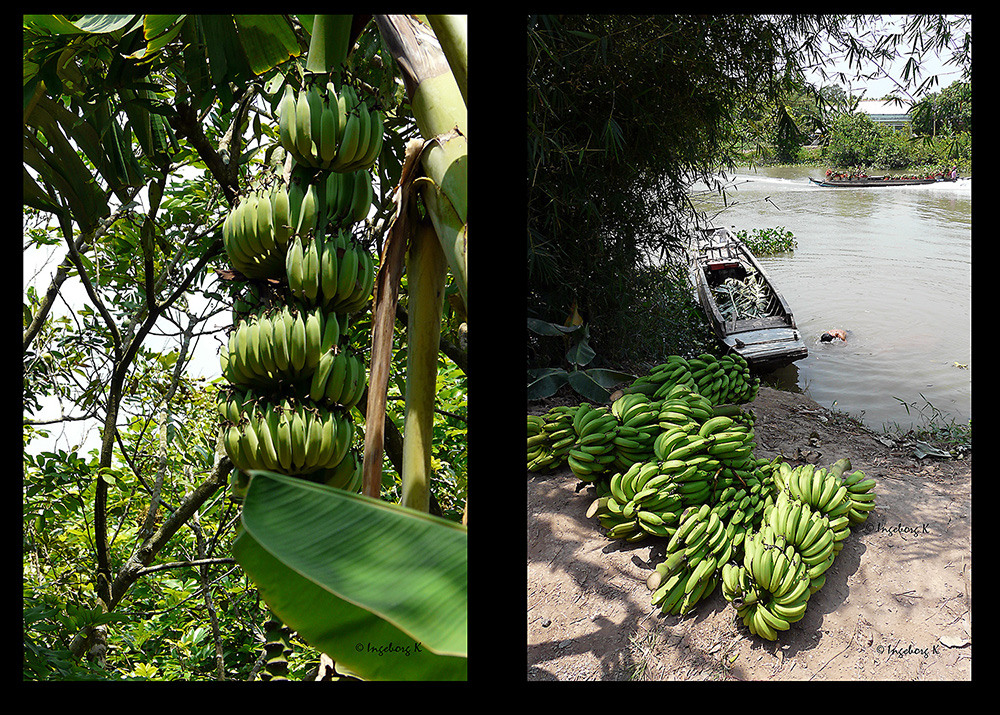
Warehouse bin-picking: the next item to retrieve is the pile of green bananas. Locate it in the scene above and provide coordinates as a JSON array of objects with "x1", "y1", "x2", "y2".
[
  {"x1": 277, "y1": 80, "x2": 383, "y2": 173},
  {"x1": 717, "y1": 459, "x2": 876, "y2": 639},
  {"x1": 627, "y1": 353, "x2": 759, "y2": 406},
  {"x1": 586, "y1": 445, "x2": 774, "y2": 546},
  {"x1": 286, "y1": 228, "x2": 376, "y2": 314}
]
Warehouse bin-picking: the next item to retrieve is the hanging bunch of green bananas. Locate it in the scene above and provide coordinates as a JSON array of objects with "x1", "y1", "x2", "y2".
[
  {"x1": 221, "y1": 393, "x2": 355, "y2": 476},
  {"x1": 220, "y1": 304, "x2": 343, "y2": 388},
  {"x1": 219, "y1": 70, "x2": 383, "y2": 497},
  {"x1": 286, "y1": 228, "x2": 376, "y2": 314},
  {"x1": 223, "y1": 182, "x2": 295, "y2": 279},
  {"x1": 277, "y1": 80, "x2": 384, "y2": 173}
]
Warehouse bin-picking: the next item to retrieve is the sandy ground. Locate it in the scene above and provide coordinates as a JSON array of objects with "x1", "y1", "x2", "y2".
[{"x1": 527, "y1": 386, "x2": 971, "y2": 680}]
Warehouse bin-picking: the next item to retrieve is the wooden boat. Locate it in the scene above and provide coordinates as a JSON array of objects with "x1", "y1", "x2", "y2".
[
  {"x1": 690, "y1": 227, "x2": 807, "y2": 370},
  {"x1": 809, "y1": 175, "x2": 957, "y2": 188}
]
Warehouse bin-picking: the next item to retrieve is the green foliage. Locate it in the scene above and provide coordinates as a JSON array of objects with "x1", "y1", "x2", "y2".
[
  {"x1": 736, "y1": 226, "x2": 797, "y2": 255},
  {"x1": 910, "y1": 81, "x2": 971, "y2": 136},
  {"x1": 824, "y1": 113, "x2": 893, "y2": 168},
  {"x1": 527, "y1": 14, "x2": 790, "y2": 367},
  {"x1": 526, "y1": 318, "x2": 638, "y2": 403}
]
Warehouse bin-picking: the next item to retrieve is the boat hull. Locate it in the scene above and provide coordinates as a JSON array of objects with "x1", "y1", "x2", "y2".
[
  {"x1": 690, "y1": 227, "x2": 807, "y2": 371},
  {"x1": 809, "y1": 176, "x2": 957, "y2": 188}
]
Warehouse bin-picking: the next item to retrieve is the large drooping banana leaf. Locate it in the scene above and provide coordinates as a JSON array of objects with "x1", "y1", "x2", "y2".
[{"x1": 233, "y1": 471, "x2": 467, "y2": 680}]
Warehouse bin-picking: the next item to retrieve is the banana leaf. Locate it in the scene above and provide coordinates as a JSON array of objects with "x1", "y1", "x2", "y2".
[{"x1": 233, "y1": 471, "x2": 467, "y2": 680}]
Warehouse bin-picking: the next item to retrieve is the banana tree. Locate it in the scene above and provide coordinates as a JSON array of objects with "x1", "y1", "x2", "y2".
[
  {"x1": 24, "y1": 13, "x2": 466, "y2": 681},
  {"x1": 229, "y1": 14, "x2": 468, "y2": 680}
]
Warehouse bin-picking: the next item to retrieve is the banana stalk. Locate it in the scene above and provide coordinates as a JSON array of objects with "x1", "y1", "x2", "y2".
[
  {"x1": 400, "y1": 219, "x2": 448, "y2": 513},
  {"x1": 425, "y1": 15, "x2": 467, "y2": 107},
  {"x1": 306, "y1": 15, "x2": 354, "y2": 76},
  {"x1": 374, "y1": 15, "x2": 467, "y2": 311}
]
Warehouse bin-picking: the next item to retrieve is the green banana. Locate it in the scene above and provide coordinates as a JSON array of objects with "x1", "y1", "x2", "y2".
[
  {"x1": 331, "y1": 89, "x2": 360, "y2": 171},
  {"x1": 295, "y1": 87, "x2": 314, "y2": 164},
  {"x1": 304, "y1": 308, "x2": 322, "y2": 370},
  {"x1": 334, "y1": 239, "x2": 360, "y2": 308},
  {"x1": 286, "y1": 234, "x2": 305, "y2": 297},
  {"x1": 272, "y1": 183, "x2": 291, "y2": 250},
  {"x1": 350, "y1": 170, "x2": 373, "y2": 223},
  {"x1": 289, "y1": 310, "x2": 307, "y2": 373},
  {"x1": 272, "y1": 308, "x2": 290, "y2": 372},
  {"x1": 303, "y1": 235, "x2": 321, "y2": 304},
  {"x1": 325, "y1": 350, "x2": 348, "y2": 405},
  {"x1": 320, "y1": 231, "x2": 340, "y2": 304},
  {"x1": 351, "y1": 107, "x2": 383, "y2": 171},
  {"x1": 698, "y1": 415, "x2": 734, "y2": 438}
]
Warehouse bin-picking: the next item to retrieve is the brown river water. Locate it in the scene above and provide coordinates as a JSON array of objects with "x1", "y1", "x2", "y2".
[{"x1": 688, "y1": 165, "x2": 971, "y2": 432}]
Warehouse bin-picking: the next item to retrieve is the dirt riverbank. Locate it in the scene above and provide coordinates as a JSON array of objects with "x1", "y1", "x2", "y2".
[{"x1": 527, "y1": 386, "x2": 971, "y2": 680}]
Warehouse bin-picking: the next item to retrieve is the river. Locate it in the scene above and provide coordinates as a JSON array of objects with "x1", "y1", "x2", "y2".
[{"x1": 687, "y1": 165, "x2": 971, "y2": 432}]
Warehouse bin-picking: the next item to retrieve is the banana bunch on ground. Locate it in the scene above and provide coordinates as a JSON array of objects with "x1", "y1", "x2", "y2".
[
  {"x1": 715, "y1": 458, "x2": 875, "y2": 639},
  {"x1": 721, "y1": 524, "x2": 815, "y2": 641},
  {"x1": 220, "y1": 304, "x2": 343, "y2": 389},
  {"x1": 609, "y1": 393, "x2": 660, "y2": 470},
  {"x1": 656, "y1": 383, "x2": 714, "y2": 432},
  {"x1": 645, "y1": 505, "x2": 731, "y2": 615},
  {"x1": 684, "y1": 353, "x2": 759, "y2": 405},
  {"x1": 625, "y1": 355, "x2": 697, "y2": 398},
  {"x1": 650, "y1": 415, "x2": 755, "y2": 500},
  {"x1": 839, "y1": 466, "x2": 878, "y2": 525},
  {"x1": 710, "y1": 467, "x2": 773, "y2": 550},
  {"x1": 587, "y1": 460, "x2": 687, "y2": 542},
  {"x1": 286, "y1": 228, "x2": 376, "y2": 314},
  {"x1": 277, "y1": 80, "x2": 384, "y2": 173},
  {"x1": 526, "y1": 406, "x2": 578, "y2": 472},
  {"x1": 773, "y1": 461, "x2": 860, "y2": 548},
  {"x1": 220, "y1": 392, "x2": 355, "y2": 476},
  {"x1": 527, "y1": 415, "x2": 546, "y2": 468},
  {"x1": 625, "y1": 353, "x2": 759, "y2": 406},
  {"x1": 566, "y1": 404, "x2": 619, "y2": 481}
]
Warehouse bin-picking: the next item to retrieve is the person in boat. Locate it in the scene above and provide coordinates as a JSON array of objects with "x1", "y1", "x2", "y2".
[
  {"x1": 950, "y1": 166, "x2": 959, "y2": 180},
  {"x1": 820, "y1": 329, "x2": 847, "y2": 342}
]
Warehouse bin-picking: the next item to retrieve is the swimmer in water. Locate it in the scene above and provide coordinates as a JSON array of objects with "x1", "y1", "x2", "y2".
[{"x1": 820, "y1": 329, "x2": 847, "y2": 342}]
